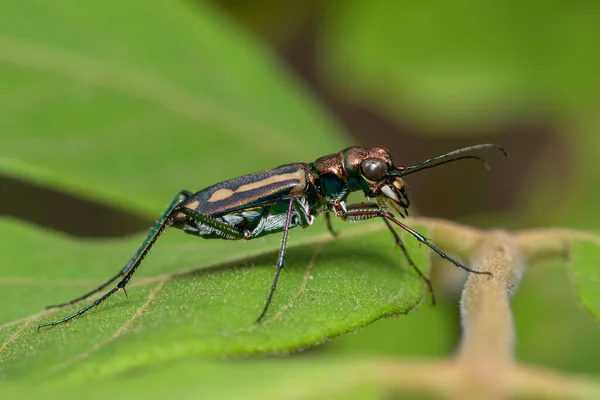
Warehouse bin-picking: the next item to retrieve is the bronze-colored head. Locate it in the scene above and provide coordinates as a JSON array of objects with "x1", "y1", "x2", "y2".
[
  {"x1": 342, "y1": 144, "x2": 507, "y2": 218},
  {"x1": 341, "y1": 146, "x2": 410, "y2": 217}
]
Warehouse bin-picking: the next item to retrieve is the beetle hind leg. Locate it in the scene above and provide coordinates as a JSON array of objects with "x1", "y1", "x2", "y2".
[
  {"x1": 177, "y1": 208, "x2": 247, "y2": 240},
  {"x1": 38, "y1": 190, "x2": 192, "y2": 329}
]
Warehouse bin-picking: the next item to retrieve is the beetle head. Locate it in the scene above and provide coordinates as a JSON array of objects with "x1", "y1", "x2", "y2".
[
  {"x1": 343, "y1": 143, "x2": 506, "y2": 218},
  {"x1": 343, "y1": 147, "x2": 410, "y2": 217}
]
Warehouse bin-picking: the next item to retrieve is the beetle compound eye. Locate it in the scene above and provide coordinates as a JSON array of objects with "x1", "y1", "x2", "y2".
[{"x1": 361, "y1": 158, "x2": 388, "y2": 181}]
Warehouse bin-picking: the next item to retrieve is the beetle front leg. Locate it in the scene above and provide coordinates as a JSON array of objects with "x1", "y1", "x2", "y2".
[
  {"x1": 337, "y1": 203, "x2": 434, "y2": 304},
  {"x1": 340, "y1": 206, "x2": 491, "y2": 277},
  {"x1": 324, "y1": 212, "x2": 338, "y2": 237}
]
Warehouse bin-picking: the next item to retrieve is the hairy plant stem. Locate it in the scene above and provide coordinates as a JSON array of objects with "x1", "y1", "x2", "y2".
[
  {"x1": 369, "y1": 219, "x2": 600, "y2": 400},
  {"x1": 455, "y1": 230, "x2": 523, "y2": 400}
]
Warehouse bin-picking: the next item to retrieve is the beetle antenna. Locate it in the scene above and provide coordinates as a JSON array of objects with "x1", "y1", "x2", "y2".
[
  {"x1": 399, "y1": 155, "x2": 489, "y2": 176},
  {"x1": 394, "y1": 144, "x2": 507, "y2": 177}
]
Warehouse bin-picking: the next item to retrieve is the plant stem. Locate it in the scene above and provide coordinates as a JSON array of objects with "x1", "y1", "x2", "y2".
[{"x1": 454, "y1": 230, "x2": 523, "y2": 399}]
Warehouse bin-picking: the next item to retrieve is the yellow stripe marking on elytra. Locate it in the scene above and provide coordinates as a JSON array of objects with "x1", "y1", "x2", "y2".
[
  {"x1": 184, "y1": 200, "x2": 200, "y2": 210},
  {"x1": 207, "y1": 169, "x2": 306, "y2": 203}
]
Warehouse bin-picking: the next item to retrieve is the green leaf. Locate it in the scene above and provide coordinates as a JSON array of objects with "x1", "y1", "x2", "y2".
[
  {"x1": 0, "y1": 217, "x2": 428, "y2": 383},
  {"x1": 570, "y1": 237, "x2": 600, "y2": 322},
  {"x1": 2, "y1": 356, "x2": 386, "y2": 399},
  {"x1": 4, "y1": 1, "x2": 565, "y2": 398},
  {"x1": 318, "y1": 1, "x2": 600, "y2": 130},
  {"x1": 0, "y1": 0, "x2": 347, "y2": 216},
  {"x1": 0, "y1": 0, "x2": 429, "y2": 391}
]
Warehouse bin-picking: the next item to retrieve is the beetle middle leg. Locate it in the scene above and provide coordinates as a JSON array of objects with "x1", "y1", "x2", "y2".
[
  {"x1": 183, "y1": 198, "x2": 299, "y2": 322},
  {"x1": 256, "y1": 197, "x2": 296, "y2": 322}
]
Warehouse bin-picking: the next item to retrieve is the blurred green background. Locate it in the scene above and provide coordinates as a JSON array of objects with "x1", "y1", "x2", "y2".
[
  {"x1": 209, "y1": 0, "x2": 600, "y2": 375},
  {"x1": 1, "y1": 0, "x2": 599, "y2": 396}
]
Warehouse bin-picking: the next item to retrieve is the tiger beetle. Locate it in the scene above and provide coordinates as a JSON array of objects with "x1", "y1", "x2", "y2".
[{"x1": 38, "y1": 144, "x2": 506, "y2": 330}]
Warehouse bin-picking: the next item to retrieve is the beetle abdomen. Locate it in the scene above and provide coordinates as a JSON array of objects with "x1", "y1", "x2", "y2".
[{"x1": 181, "y1": 195, "x2": 314, "y2": 240}]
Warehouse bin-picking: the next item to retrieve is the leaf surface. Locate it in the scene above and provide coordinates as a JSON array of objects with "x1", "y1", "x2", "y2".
[
  {"x1": 319, "y1": 1, "x2": 600, "y2": 129},
  {"x1": 0, "y1": 1, "x2": 499, "y2": 397},
  {"x1": 0, "y1": 217, "x2": 428, "y2": 383}
]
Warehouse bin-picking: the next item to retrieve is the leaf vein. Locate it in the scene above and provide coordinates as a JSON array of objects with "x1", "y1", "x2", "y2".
[{"x1": 49, "y1": 278, "x2": 168, "y2": 375}]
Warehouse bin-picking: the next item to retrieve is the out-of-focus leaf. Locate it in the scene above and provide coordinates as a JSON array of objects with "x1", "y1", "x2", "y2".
[
  {"x1": 0, "y1": 0, "x2": 346, "y2": 217},
  {"x1": 319, "y1": 1, "x2": 600, "y2": 129},
  {"x1": 570, "y1": 237, "x2": 600, "y2": 323},
  {"x1": 1, "y1": 355, "x2": 386, "y2": 399}
]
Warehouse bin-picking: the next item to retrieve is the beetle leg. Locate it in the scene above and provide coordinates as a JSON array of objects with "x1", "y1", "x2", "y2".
[
  {"x1": 334, "y1": 203, "x2": 432, "y2": 303},
  {"x1": 324, "y1": 212, "x2": 338, "y2": 237},
  {"x1": 341, "y1": 206, "x2": 491, "y2": 276},
  {"x1": 178, "y1": 208, "x2": 247, "y2": 240},
  {"x1": 337, "y1": 204, "x2": 490, "y2": 305},
  {"x1": 256, "y1": 197, "x2": 295, "y2": 322},
  {"x1": 340, "y1": 203, "x2": 435, "y2": 305},
  {"x1": 38, "y1": 190, "x2": 192, "y2": 329},
  {"x1": 378, "y1": 216, "x2": 436, "y2": 305}
]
